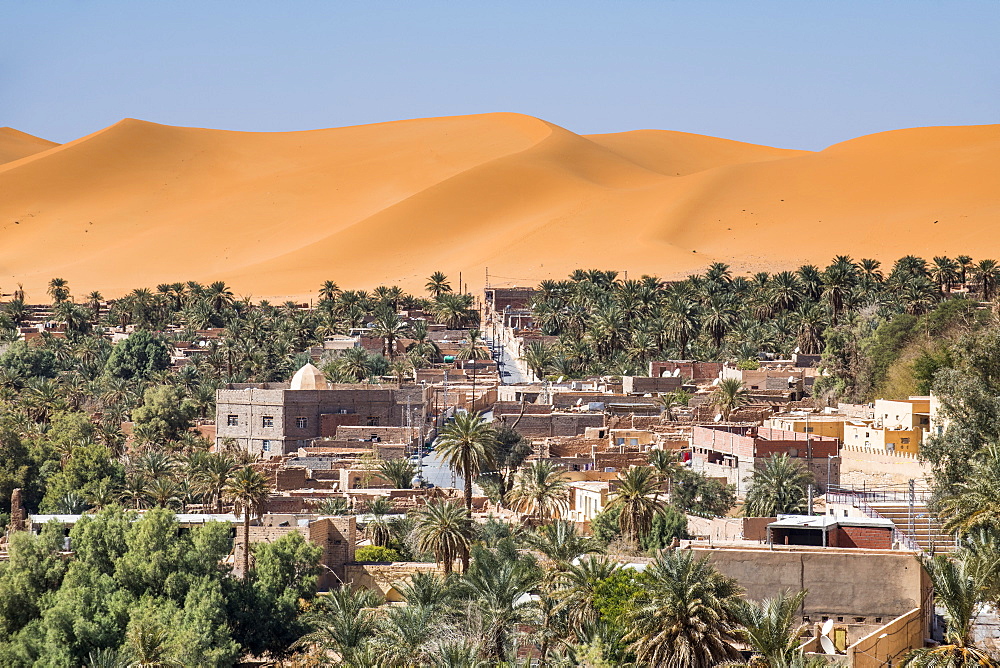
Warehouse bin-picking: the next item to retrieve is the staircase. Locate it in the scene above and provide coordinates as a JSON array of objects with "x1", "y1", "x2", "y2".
[{"x1": 868, "y1": 502, "x2": 956, "y2": 554}]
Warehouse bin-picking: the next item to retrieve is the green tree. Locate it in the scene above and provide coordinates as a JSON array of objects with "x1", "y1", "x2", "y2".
[
  {"x1": 712, "y1": 377, "x2": 750, "y2": 421},
  {"x1": 103, "y1": 330, "x2": 170, "y2": 382},
  {"x1": 414, "y1": 499, "x2": 474, "y2": 574},
  {"x1": 379, "y1": 457, "x2": 416, "y2": 489},
  {"x1": 607, "y1": 467, "x2": 663, "y2": 544},
  {"x1": 732, "y1": 589, "x2": 809, "y2": 667},
  {"x1": 743, "y1": 454, "x2": 813, "y2": 518},
  {"x1": 436, "y1": 412, "x2": 497, "y2": 513},
  {"x1": 626, "y1": 550, "x2": 743, "y2": 667},
  {"x1": 225, "y1": 466, "x2": 271, "y2": 580},
  {"x1": 131, "y1": 385, "x2": 197, "y2": 445},
  {"x1": 507, "y1": 459, "x2": 570, "y2": 521}
]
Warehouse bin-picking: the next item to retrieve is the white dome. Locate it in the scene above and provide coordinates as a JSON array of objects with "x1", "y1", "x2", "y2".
[{"x1": 290, "y1": 363, "x2": 328, "y2": 390}]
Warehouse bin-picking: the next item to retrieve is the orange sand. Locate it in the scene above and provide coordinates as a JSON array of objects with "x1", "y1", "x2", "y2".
[
  {"x1": 0, "y1": 113, "x2": 997, "y2": 301},
  {"x1": 0, "y1": 128, "x2": 58, "y2": 165}
]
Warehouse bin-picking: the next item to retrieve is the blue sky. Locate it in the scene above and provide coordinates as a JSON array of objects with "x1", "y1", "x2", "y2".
[{"x1": 3, "y1": 1, "x2": 997, "y2": 149}]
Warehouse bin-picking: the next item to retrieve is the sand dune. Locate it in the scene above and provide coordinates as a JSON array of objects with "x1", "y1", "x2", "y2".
[
  {"x1": 0, "y1": 113, "x2": 997, "y2": 300},
  {"x1": 0, "y1": 128, "x2": 58, "y2": 165}
]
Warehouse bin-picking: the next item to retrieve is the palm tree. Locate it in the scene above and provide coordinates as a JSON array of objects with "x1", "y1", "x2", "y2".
[
  {"x1": 901, "y1": 555, "x2": 993, "y2": 667},
  {"x1": 732, "y1": 589, "x2": 809, "y2": 667},
  {"x1": 225, "y1": 466, "x2": 271, "y2": 579},
  {"x1": 126, "y1": 618, "x2": 180, "y2": 667},
  {"x1": 626, "y1": 549, "x2": 743, "y2": 667},
  {"x1": 955, "y1": 255, "x2": 973, "y2": 286},
  {"x1": 972, "y1": 259, "x2": 1000, "y2": 301},
  {"x1": 436, "y1": 411, "x2": 497, "y2": 512},
  {"x1": 744, "y1": 454, "x2": 813, "y2": 518},
  {"x1": 47, "y1": 277, "x2": 70, "y2": 304},
  {"x1": 371, "y1": 308, "x2": 408, "y2": 359},
  {"x1": 713, "y1": 377, "x2": 750, "y2": 421},
  {"x1": 522, "y1": 520, "x2": 602, "y2": 568},
  {"x1": 195, "y1": 452, "x2": 238, "y2": 512},
  {"x1": 372, "y1": 603, "x2": 439, "y2": 665},
  {"x1": 556, "y1": 555, "x2": 622, "y2": 636},
  {"x1": 318, "y1": 280, "x2": 341, "y2": 303},
  {"x1": 649, "y1": 448, "x2": 683, "y2": 498},
  {"x1": 379, "y1": 457, "x2": 417, "y2": 489},
  {"x1": 938, "y1": 444, "x2": 1000, "y2": 535},
  {"x1": 459, "y1": 541, "x2": 541, "y2": 662},
  {"x1": 932, "y1": 256, "x2": 960, "y2": 293},
  {"x1": 522, "y1": 340, "x2": 555, "y2": 381},
  {"x1": 458, "y1": 328, "x2": 490, "y2": 411},
  {"x1": 507, "y1": 460, "x2": 571, "y2": 521},
  {"x1": 426, "y1": 271, "x2": 452, "y2": 299},
  {"x1": 146, "y1": 476, "x2": 181, "y2": 509},
  {"x1": 413, "y1": 498, "x2": 474, "y2": 574},
  {"x1": 296, "y1": 587, "x2": 383, "y2": 665},
  {"x1": 607, "y1": 466, "x2": 664, "y2": 544}
]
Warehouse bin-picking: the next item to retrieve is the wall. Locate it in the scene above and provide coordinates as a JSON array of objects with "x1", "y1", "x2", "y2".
[
  {"x1": 838, "y1": 447, "x2": 930, "y2": 484},
  {"x1": 345, "y1": 561, "x2": 445, "y2": 600},
  {"x1": 690, "y1": 546, "x2": 930, "y2": 627},
  {"x1": 649, "y1": 360, "x2": 723, "y2": 382},
  {"x1": 847, "y1": 608, "x2": 925, "y2": 668},
  {"x1": 830, "y1": 526, "x2": 893, "y2": 550},
  {"x1": 622, "y1": 376, "x2": 682, "y2": 395}
]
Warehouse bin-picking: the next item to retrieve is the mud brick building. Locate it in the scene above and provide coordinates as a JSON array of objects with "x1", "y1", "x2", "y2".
[{"x1": 216, "y1": 364, "x2": 427, "y2": 458}]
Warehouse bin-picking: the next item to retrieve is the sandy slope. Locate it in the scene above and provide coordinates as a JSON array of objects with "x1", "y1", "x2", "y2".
[
  {"x1": 0, "y1": 128, "x2": 58, "y2": 165},
  {"x1": 0, "y1": 113, "x2": 997, "y2": 300}
]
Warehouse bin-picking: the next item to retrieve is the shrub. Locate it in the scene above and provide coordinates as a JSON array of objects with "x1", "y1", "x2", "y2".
[{"x1": 355, "y1": 545, "x2": 402, "y2": 562}]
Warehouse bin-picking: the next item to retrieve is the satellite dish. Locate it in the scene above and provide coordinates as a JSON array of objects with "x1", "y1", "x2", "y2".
[
  {"x1": 576, "y1": 398, "x2": 583, "y2": 406},
  {"x1": 821, "y1": 618, "x2": 834, "y2": 636},
  {"x1": 714, "y1": 414, "x2": 722, "y2": 422},
  {"x1": 820, "y1": 635, "x2": 836, "y2": 655},
  {"x1": 794, "y1": 346, "x2": 801, "y2": 353},
  {"x1": 673, "y1": 368, "x2": 681, "y2": 377}
]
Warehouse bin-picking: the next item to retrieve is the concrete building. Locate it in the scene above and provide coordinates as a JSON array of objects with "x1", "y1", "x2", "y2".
[
  {"x1": 216, "y1": 364, "x2": 428, "y2": 458},
  {"x1": 843, "y1": 422, "x2": 921, "y2": 455},
  {"x1": 690, "y1": 425, "x2": 840, "y2": 495},
  {"x1": 566, "y1": 481, "x2": 611, "y2": 530},
  {"x1": 766, "y1": 515, "x2": 896, "y2": 549},
  {"x1": 764, "y1": 414, "x2": 847, "y2": 441}
]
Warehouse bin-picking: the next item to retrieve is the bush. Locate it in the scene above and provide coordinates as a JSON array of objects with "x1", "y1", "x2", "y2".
[{"x1": 355, "y1": 545, "x2": 402, "y2": 562}]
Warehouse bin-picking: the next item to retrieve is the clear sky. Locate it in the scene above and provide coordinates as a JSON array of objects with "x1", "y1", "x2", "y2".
[{"x1": 3, "y1": 1, "x2": 998, "y2": 150}]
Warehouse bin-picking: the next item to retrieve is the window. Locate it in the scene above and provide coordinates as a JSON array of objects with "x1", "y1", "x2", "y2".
[
  {"x1": 900, "y1": 437, "x2": 910, "y2": 444},
  {"x1": 296, "y1": 417, "x2": 308, "y2": 429},
  {"x1": 262, "y1": 440, "x2": 270, "y2": 452},
  {"x1": 262, "y1": 415, "x2": 274, "y2": 428},
  {"x1": 367, "y1": 416, "x2": 380, "y2": 426},
  {"x1": 629, "y1": 438, "x2": 639, "y2": 446},
  {"x1": 805, "y1": 427, "x2": 814, "y2": 433},
  {"x1": 227, "y1": 414, "x2": 239, "y2": 427}
]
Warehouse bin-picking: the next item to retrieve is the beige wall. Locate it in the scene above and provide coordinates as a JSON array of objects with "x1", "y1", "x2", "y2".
[
  {"x1": 839, "y1": 446, "x2": 931, "y2": 483},
  {"x1": 345, "y1": 561, "x2": 444, "y2": 600},
  {"x1": 690, "y1": 546, "x2": 930, "y2": 625},
  {"x1": 843, "y1": 424, "x2": 921, "y2": 454},
  {"x1": 847, "y1": 608, "x2": 924, "y2": 668}
]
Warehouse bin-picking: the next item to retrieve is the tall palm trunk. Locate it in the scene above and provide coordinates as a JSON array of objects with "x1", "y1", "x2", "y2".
[
  {"x1": 463, "y1": 451, "x2": 472, "y2": 512},
  {"x1": 242, "y1": 512, "x2": 250, "y2": 580}
]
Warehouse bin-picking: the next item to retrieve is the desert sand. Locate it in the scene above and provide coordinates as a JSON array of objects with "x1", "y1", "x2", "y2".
[
  {"x1": 0, "y1": 127, "x2": 58, "y2": 165},
  {"x1": 0, "y1": 113, "x2": 997, "y2": 301}
]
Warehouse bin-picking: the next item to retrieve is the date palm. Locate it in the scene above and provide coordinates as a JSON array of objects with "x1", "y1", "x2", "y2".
[
  {"x1": 521, "y1": 340, "x2": 555, "y2": 381},
  {"x1": 626, "y1": 549, "x2": 743, "y2": 667},
  {"x1": 901, "y1": 555, "x2": 992, "y2": 667},
  {"x1": 296, "y1": 587, "x2": 383, "y2": 665},
  {"x1": 743, "y1": 453, "x2": 813, "y2": 518},
  {"x1": 379, "y1": 457, "x2": 417, "y2": 489},
  {"x1": 436, "y1": 411, "x2": 497, "y2": 512},
  {"x1": 732, "y1": 589, "x2": 810, "y2": 667},
  {"x1": 195, "y1": 452, "x2": 239, "y2": 512},
  {"x1": 508, "y1": 460, "x2": 570, "y2": 521},
  {"x1": 522, "y1": 519, "x2": 602, "y2": 569},
  {"x1": 607, "y1": 466, "x2": 664, "y2": 544},
  {"x1": 413, "y1": 498, "x2": 474, "y2": 574},
  {"x1": 425, "y1": 271, "x2": 452, "y2": 299},
  {"x1": 713, "y1": 377, "x2": 750, "y2": 421},
  {"x1": 225, "y1": 466, "x2": 271, "y2": 579}
]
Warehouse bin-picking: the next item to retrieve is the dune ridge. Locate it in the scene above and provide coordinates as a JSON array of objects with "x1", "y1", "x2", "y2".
[
  {"x1": 0, "y1": 128, "x2": 59, "y2": 165},
  {"x1": 0, "y1": 113, "x2": 997, "y2": 300}
]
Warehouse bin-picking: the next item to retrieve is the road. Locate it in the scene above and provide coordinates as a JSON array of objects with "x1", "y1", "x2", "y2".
[{"x1": 484, "y1": 321, "x2": 534, "y2": 385}]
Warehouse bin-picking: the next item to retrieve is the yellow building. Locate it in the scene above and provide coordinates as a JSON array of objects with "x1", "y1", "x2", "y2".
[
  {"x1": 843, "y1": 422, "x2": 921, "y2": 454},
  {"x1": 764, "y1": 415, "x2": 846, "y2": 441},
  {"x1": 609, "y1": 429, "x2": 653, "y2": 448}
]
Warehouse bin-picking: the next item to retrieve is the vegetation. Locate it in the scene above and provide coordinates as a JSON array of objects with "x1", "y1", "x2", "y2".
[{"x1": 742, "y1": 454, "x2": 813, "y2": 518}]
